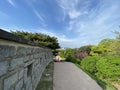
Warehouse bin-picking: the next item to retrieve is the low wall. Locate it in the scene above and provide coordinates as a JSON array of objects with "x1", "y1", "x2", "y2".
[{"x1": 0, "y1": 29, "x2": 53, "y2": 90}]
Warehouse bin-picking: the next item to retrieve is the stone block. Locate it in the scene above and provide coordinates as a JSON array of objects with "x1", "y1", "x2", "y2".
[
  {"x1": 4, "y1": 72, "x2": 18, "y2": 90},
  {"x1": 16, "y1": 47, "x2": 27, "y2": 56},
  {"x1": 9, "y1": 57, "x2": 24, "y2": 70},
  {"x1": 0, "y1": 45, "x2": 16, "y2": 58},
  {"x1": 23, "y1": 55, "x2": 30, "y2": 62},
  {"x1": 15, "y1": 79, "x2": 23, "y2": 90},
  {"x1": 25, "y1": 77, "x2": 31, "y2": 90},
  {"x1": 18, "y1": 69, "x2": 24, "y2": 80},
  {"x1": 0, "y1": 61, "x2": 7, "y2": 76},
  {"x1": 26, "y1": 48, "x2": 33, "y2": 54},
  {"x1": 23, "y1": 68, "x2": 29, "y2": 85}
]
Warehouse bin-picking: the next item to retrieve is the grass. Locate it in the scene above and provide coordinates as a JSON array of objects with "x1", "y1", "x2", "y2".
[{"x1": 35, "y1": 61, "x2": 54, "y2": 90}]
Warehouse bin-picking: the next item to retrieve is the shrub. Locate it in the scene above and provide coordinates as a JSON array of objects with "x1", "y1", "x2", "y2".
[
  {"x1": 65, "y1": 55, "x2": 76, "y2": 63},
  {"x1": 81, "y1": 56, "x2": 99, "y2": 74},
  {"x1": 96, "y1": 56, "x2": 120, "y2": 82}
]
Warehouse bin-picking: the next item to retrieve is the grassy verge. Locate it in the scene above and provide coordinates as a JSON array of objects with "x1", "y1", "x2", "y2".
[
  {"x1": 36, "y1": 61, "x2": 54, "y2": 90},
  {"x1": 75, "y1": 63, "x2": 116, "y2": 90}
]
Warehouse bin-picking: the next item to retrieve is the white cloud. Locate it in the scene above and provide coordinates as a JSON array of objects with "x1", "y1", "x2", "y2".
[
  {"x1": 56, "y1": 0, "x2": 83, "y2": 19},
  {"x1": 7, "y1": 0, "x2": 15, "y2": 7},
  {"x1": 25, "y1": 0, "x2": 46, "y2": 27},
  {"x1": 59, "y1": 0, "x2": 120, "y2": 47},
  {"x1": 68, "y1": 9, "x2": 81, "y2": 19},
  {"x1": 3, "y1": 0, "x2": 120, "y2": 48},
  {"x1": 25, "y1": 0, "x2": 43, "y2": 21},
  {"x1": 33, "y1": 9, "x2": 45, "y2": 22}
]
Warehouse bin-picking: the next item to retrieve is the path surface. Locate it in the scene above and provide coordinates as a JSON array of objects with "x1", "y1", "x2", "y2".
[{"x1": 53, "y1": 62, "x2": 102, "y2": 90}]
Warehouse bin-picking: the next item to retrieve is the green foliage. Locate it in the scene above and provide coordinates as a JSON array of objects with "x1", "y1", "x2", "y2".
[
  {"x1": 96, "y1": 56, "x2": 120, "y2": 81},
  {"x1": 62, "y1": 32, "x2": 120, "y2": 90},
  {"x1": 65, "y1": 55, "x2": 76, "y2": 63},
  {"x1": 59, "y1": 48, "x2": 74, "y2": 58},
  {"x1": 90, "y1": 46, "x2": 102, "y2": 56},
  {"x1": 59, "y1": 50, "x2": 66, "y2": 58},
  {"x1": 110, "y1": 40, "x2": 120, "y2": 56},
  {"x1": 59, "y1": 48, "x2": 81, "y2": 64},
  {"x1": 11, "y1": 31, "x2": 60, "y2": 49},
  {"x1": 78, "y1": 45, "x2": 93, "y2": 54},
  {"x1": 81, "y1": 56, "x2": 99, "y2": 74},
  {"x1": 52, "y1": 49, "x2": 59, "y2": 56},
  {"x1": 91, "y1": 37, "x2": 120, "y2": 56}
]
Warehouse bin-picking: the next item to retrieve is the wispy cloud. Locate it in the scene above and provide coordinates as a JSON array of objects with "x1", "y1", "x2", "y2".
[
  {"x1": 56, "y1": 0, "x2": 84, "y2": 19},
  {"x1": 25, "y1": 0, "x2": 46, "y2": 27},
  {"x1": 33, "y1": 9, "x2": 45, "y2": 22},
  {"x1": 56, "y1": 0, "x2": 120, "y2": 47},
  {"x1": 3, "y1": 0, "x2": 120, "y2": 48},
  {"x1": 7, "y1": 0, "x2": 16, "y2": 7}
]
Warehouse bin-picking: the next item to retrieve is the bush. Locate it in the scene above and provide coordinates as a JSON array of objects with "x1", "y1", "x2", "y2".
[
  {"x1": 81, "y1": 56, "x2": 99, "y2": 74},
  {"x1": 65, "y1": 55, "x2": 76, "y2": 63},
  {"x1": 59, "y1": 49, "x2": 74, "y2": 58},
  {"x1": 96, "y1": 56, "x2": 120, "y2": 81}
]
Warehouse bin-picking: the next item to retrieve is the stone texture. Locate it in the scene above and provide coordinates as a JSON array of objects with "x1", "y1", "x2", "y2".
[
  {"x1": 0, "y1": 45, "x2": 16, "y2": 58},
  {"x1": 18, "y1": 69, "x2": 24, "y2": 80},
  {"x1": 16, "y1": 47, "x2": 27, "y2": 56},
  {"x1": 25, "y1": 77, "x2": 32, "y2": 90},
  {"x1": 23, "y1": 55, "x2": 30, "y2": 62},
  {"x1": 0, "y1": 61, "x2": 7, "y2": 76},
  {"x1": 4, "y1": 72, "x2": 18, "y2": 90},
  {"x1": 9, "y1": 57, "x2": 24, "y2": 70},
  {"x1": 23, "y1": 68, "x2": 28, "y2": 85},
  {"x1": 15, "y1": 79, "x2": 23, "y2": 90},
  {"x1": 0, "y1": 38, "x2": 53, "y2": 90}
]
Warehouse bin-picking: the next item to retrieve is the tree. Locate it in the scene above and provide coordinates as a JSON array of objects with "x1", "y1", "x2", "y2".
[
  {"x1": 78, "y1": 45, "x2": 92, "y2": 55},
  {"x1": 114, "y1": 31, "x2": 120, "y2": 39},
  {"x1": 75, "y1": 45, "x2": 92, "y2": 59},
  {"x1": 110, "y1": 39, "x2": 120, "y2": 56},
  {"x1": 90, "y1": 39, "x2": 115, "y2": 56},
  {"x1": 11, "y1": 31, "x2": 60, "y2": 49}
]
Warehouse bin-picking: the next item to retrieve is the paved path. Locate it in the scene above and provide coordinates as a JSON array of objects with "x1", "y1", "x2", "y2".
[{"x1": 53, "y1": 62, "x2": 102, "y2": 90}]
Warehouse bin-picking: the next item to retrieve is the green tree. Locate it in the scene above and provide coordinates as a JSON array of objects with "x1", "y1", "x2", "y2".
[
  {"x1": 11, "y1": 31, "x2": 60, "y2": 49},
  {"x1": 90, "y1": 39, "x2": 115, "y2": 56},
  {"x1": 110, "y1": 39, "x2": 120, "y2": 56},
  {"x1": 78, "y1": 45, "x2": 92, "y2": 55},
  {"x1": 114, "y1": 31, "x2": 120, "y2": 39}
]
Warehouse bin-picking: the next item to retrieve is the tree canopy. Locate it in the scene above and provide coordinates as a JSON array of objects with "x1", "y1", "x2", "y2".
[{"x1": 11, "y1": 31, "x2": 60, "y2": 49}]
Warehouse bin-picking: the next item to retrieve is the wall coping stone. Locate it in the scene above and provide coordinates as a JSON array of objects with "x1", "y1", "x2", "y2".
[{"x1": 0, "y1": 29, "x2": 49, "y2": 49}]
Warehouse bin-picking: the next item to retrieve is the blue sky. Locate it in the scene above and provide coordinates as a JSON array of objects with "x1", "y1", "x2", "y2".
[{"x1": 0, "y1": 0, "x2": 120, "y2": 48}]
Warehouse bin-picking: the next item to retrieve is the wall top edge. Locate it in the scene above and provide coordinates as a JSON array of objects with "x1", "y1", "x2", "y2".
[{"x1": 0, "y1": 29, "x2": 50, "y2": 49}]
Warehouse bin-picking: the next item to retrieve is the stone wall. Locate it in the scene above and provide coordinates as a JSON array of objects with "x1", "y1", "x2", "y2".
[{"x1": 0, "y1": 30, "x2": 53, "y2": 90}]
